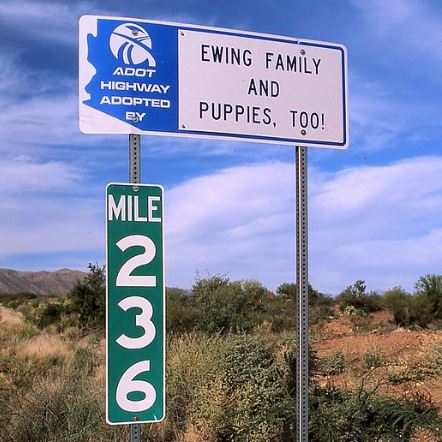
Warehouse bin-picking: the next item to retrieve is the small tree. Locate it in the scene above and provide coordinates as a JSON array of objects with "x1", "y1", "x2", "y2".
[
  {"x1": 166, "y1": 287, "x2": 201, "y2": 334},
  {"x1": 415, "y1": 274, "x2": 442, "y2": 320},
  {"x1": 276, "y1": 282, "x2": 330, "y2": 305},
  {"x1": 192, "y1": 275, "x2": 265, "y2": 334},
  {"x1": 67, "y1": 263, "x2": 105, "y2": 331},
  {"x1": 383, "y1": 287, "x2": 409, "y2": 326},
  {"x1": 336, "y1": 280, "x2": 383, "y2": 315}
]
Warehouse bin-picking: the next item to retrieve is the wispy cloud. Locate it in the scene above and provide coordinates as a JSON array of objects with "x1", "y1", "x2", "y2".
[
  {"x1": 0, "y1": 157, "x2": 82, "y2": 192},
  {"x1": 0, "y1": 197, "x2": 103, "y2": 255},
  {"x1": 166, "y1": 161, "x2": 295, "y2": 288},
  {"x1": 310, "y1": 156, "x2": 442, "y2": 292},
  {"x1": 1, "y1": 143, "x2": 440, "y2": 293},
  {"x1": 0, "y1": 0, "x2": 96, "y2": 43},
  {"x1": 164, "y1": 156, "x2": 442, "y2": 292},
  {"x1": 350, "y1": 0, "x2": 442, "y2": 60},
  {"x1": 348, "y1": 0, "x2": 442, "y2": 86}
]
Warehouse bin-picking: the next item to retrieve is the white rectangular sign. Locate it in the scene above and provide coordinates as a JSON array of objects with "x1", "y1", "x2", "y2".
[
  {"x1": 80, "y1": 16, "x2": 348, "y2": 148},
  {"x1": 179, "y1": 30, "x2": 347, "y2": 147}
]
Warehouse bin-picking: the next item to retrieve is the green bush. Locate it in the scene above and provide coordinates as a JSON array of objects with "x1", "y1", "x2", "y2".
[
  {"x1": 309, "y1": 385, "x2": 441, "y2": 442},
  {"x1": 216, "y1": 335, "x2": 294, "y2": 441},
  {"x1": 34, "y1": 302, "x2": 65, "y2": 329},
  {"x1": 362, "y1": 348, "x2": 386, "y2": 369},
  {"x1": 67, "y1": 263, "x2": 105, "y2": 331},
  {"x1": 337, "y1": 280, "x2": 383, "y2": 315},
  {"x1": 166, "y1": 287, "x2": 201, "y2": 334},
  {"x1": 383, "y1": 286, "x2": 409, "y2": 325},
  {"x1": 384, "y1": 276, "x2": 442, "y2": 328},
  {"x1": 0, "y1": 292, "x2": 38, "y2": 309},
  {"x1": 276, "y1": 283, "x2": 332, "y2": 306},
  {"x1": 319, "y1": 350, "x2": 346, "y2": 375},
  {"x1": 283, "y1": 336, "x2": 318, "y2": 395},
  {"x1": 275, "y1": 282, "x2": 333, "y2": 328},
  {"x1": 407, "y1": 293, "x2": 434, "y2": 328},
  {"x1": 415, "y1": 274, "x2": 442, "y2": 320},
  {"x1": 191, "y1": 275, "x2": 265, "y2": 334},
  {"x1": 384, "y1": 287, "x2": 433, "y2": 328}
]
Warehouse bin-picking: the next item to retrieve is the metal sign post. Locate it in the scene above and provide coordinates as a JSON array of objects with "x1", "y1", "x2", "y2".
[
  {"x1": 296, "y1": 145, "x2": 308, "y2": 442},
  {"x1": 129, "y1": 133, "x2": 141, "y2": 442},
  {"x1": 105, "y1": 140, "x2": 165, "y2": 432}
]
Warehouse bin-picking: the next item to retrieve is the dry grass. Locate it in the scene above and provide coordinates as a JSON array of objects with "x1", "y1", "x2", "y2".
[
  {"x1": 0, "y1": 305, "x2": 24, "y2": 326},
  {"x1": 16, "y1": 334, "x2": 74, "y2": 364}
]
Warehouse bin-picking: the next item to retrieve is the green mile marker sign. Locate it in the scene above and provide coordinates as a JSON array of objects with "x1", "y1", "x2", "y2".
[{"x1": 106, "y1": 183, "x2": 165, "y2": 425}]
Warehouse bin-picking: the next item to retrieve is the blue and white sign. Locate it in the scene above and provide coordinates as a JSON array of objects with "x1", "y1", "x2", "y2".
[{"x1": 79, "y1": 16, "x2": 348, "y2": 149}]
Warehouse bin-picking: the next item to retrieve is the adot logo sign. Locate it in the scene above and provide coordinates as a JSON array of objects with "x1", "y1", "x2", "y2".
[
  {"x1": 110, "y1": 23, "x2": 157, "y2": 67},
  {"x1": 79, "y1": 16, "x2": 177, "y2": 132}
]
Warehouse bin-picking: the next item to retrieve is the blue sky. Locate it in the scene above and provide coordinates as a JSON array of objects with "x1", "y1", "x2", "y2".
[{"x1": 0, "y1": 0, "x2": 441, "y2": 294}]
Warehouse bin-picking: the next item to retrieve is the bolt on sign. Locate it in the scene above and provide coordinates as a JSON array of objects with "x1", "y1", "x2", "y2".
[
  {"x1": 106, "y1": 183, "x2": 165, "y2": 424},
  {"x1": 79, "y1": 16, "x2": 348, "y2": 149}
]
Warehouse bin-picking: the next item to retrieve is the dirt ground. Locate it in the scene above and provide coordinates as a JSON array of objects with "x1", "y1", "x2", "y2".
[{"x1": 312, "y1": 310, "x2": 442, "y2": 411}]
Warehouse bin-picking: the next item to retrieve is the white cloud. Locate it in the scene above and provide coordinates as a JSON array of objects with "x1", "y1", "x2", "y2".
[
  {"x1": 0, "y1": 92, "x2": 85, "y2": 153},
  {"x1": 165, "y1": 156, "x2": 442, "y2": 292},
  {"x1": 350, "y1": 0, "x2": 442, "y2": 63},
  {"x1": 0, "y1": 197, "x2": 103, "y2": 255},
  {"x1": 1, "y1": 152, "x2": 440, "y2": 294},
  {"x1": 311, "y1": 157, "x2": 442, "y2": 219},
  {"x1": 0, "y1": 157, "x2": 82, "y2": 192},
  {"x1": 0, "y1": 0, "x2": 95, "y2": 43},
  {"x1": 166, "y1": 161, "x2": 295, "y2": 288},
  {"x1": 0, "y1": 194, "x2": 103, "y2": 256},
  {"x1": 310, "y1": 156, "x2": 442, "y2": 292},
  {"x1": 0, "y1": 157, "x2": 102, "y2": 256}
]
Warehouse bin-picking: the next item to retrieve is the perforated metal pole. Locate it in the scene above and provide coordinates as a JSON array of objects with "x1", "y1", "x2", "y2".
[
  {"x1": 129, "y1": 133, "x2": 141, "y2": 442},
  {"x1": 129, "y1": 134, "x2": 141, "y2": 185},
  {"x1": 296, "y1": 146, "x2": 308, "y2": 442}
]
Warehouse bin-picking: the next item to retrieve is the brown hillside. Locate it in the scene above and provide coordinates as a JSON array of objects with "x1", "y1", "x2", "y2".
[{"x1": 0, "y1": 268, "x2": 86, "y2": 295}]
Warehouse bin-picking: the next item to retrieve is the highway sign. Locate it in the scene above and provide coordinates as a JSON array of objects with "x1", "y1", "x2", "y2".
[
  {"x1": 106, "y1": 183, "x2": 165, "y2": 425},
  {"x1": 79, "y1": 16, "x2": 348, "y2": 149}
]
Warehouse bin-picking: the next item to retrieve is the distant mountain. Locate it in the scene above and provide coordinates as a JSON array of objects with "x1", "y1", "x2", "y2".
[{"x1": 0, "y1": 268, "x2": 86, "y2": 296}]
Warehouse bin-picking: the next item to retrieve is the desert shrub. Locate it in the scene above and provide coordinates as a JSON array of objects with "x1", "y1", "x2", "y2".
[
  {"x1": 337, "y1": 280, "x2": 383, "y2": 315},
  {"x1": 283, "y1": 336, "x2": 318, "y2": 395},
  {"x1": 166, "y1": 287, "x2": 201, "y2": 334},
  {"x1": 260, "y1": 296, "x2": 295, "y2": 332},
  {"x1": 33, "y1": 301, "x2": 65, "y2": 329},
  {"x1": 309, "y1": 304, "x2": 332, "y2": 326},
  {"x1": 275, "y1": 283, "x2": 332, "y2": 328},
  {"x1": 388, "y1": 340, "x2": 442, "y2": 385},
  {"x1": 362, "y1": 347, "x2": 386, "y2": 369},
  {"x1": 166, "y1": 333, "x2": 223, "y2": 439},
  {"x1": 276, "y1": 283, "x2": 332, "y2": 306},
  {"x1": 216, "y1": 335, "x2": 294, "y2": 441},
  {"x1": 191, "y1": 275, "x2": 265, "y2": 334},
  {"x1": 428, "y1": 341, "x2": 442, "y2": 371},
  {"x1": 383, "y1": 286, "x2": 433, "y2": 328},
  {"x1": 0, "y1": 374, "x2": 108, "y2": 442},
  {"x1": 276, "y1": 282, "x2": 296, "y2": 299},
  {"x1": 384, "y1": 275, "x2": 442, "y2": 328},
  {"x1": 309, "y1": 385, "x2": 441, "y2": 442},
  {"x1": 415, "y1": 274, "x2": 442, "y2": 319},
  {"x1": 67, "y1": 263, "x2": 105, "y2": 331},
  {"x1": 166, "y1": 333, "x2": 294, "y2": 442},
  {"x1": 319, "y1": 350, "x2": 347, "y2": 375},
  {"x1": 383, "y1": 286, "x2": 409, "y2": 325},
  {"x1": 406, "y1": 294, "x2": 434, "y2": 328},
  {"x1": 0, "y1": 292, "x2": 38, "y2": 309}
]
